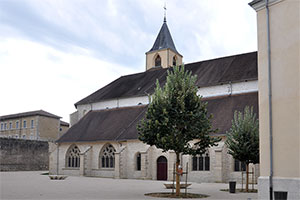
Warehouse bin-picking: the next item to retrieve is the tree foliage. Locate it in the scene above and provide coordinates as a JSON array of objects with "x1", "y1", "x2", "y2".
[
  {"x1": 225, "y1": 106, "x2": 259, "y2": 164},
  {"x1": 137, "y1": 65, "x2": 221, "y2": 196},
  {"x1": 137, "y1": 65, "x2": 220, "y2": 196},
  {"x1": 225, "y1": 106, "x2": 259, "y2": 192},
  {"x1": 137, "y1": 65, "x2": 220, "y2": 155}
]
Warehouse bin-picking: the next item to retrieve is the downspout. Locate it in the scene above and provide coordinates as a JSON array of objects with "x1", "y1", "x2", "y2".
[{"x1": 266, "y1": 0, "x2": 273, "y2": 199}]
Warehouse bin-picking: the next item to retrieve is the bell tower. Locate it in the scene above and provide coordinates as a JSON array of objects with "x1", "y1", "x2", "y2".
[{"x1": 145, "y1": 13, "x2": 183, "y2": 70}]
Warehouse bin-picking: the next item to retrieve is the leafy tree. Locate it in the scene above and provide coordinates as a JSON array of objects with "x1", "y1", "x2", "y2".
[
  {"x1": 137, "y1": 65, "x2": 220, "y2": 196},
  {"x1": 225, "y1": 106, "x2": 259, "y2": 192}
]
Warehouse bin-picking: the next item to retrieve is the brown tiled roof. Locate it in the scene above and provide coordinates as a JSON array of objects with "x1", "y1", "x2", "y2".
[
  {"x1": 58, "y1": 92, "x2": 258, "y2": 143},
  {"x1": 60, "y1": 121, "x2": 70, "y2": 127},
  {"x1": 75, "y1": 52, "x2": 257, "y2": 107},
  {"x1": 205, "y1": 92, "x2": 258, "y2": 136},
  {"x1": 57, "y1": 106, "x2": 148, "y2": 143},
  {"x1": 0, "y1": 110, "x2": 61, "y2": 121}
]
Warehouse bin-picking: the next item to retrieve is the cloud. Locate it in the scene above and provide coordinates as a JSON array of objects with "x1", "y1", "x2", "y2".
[
  {"x1": 0, "y1": 0, "x2": 257, "y2": 122},
  {"x1": 0, "y1": 38, "x2": 136, "y2": 121}
]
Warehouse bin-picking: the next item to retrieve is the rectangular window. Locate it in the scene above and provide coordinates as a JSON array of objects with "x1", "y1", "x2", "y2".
[
  {"x1": 16, "y1": 121, "x2": 19, "y2": 129},
  {"x1": 31, "y1": 120, "x2": 34, "y2": 128},
  {"x1": 136, "y1": 153, "x2": 141, "y2": 171},
  {"x1": 192, "y1": 156, "x2": 198, "y2": 171},
  {"x1": 234, "y1": 159, "x2": 246, "y2": 171},
  {"x1": 199, "y1": 156, "x2": 204, "y2": 171},
  {"x1": 192, "y1": 153, "x2": 210, "y2": 171},
  {"x1": 23, "y1": 120, "x2": 26, "y2": 128},
  {"x1": 9, "y1": 122, "x2": 12, "y2": 130},
  {"x1": 1, "y1": 123, "x2": 3, "y2": 130},
  {"x1": 205, "y1": 156, "x2": 210, "y2": 171},
  {"x1": 4, "y1": 123, "x2": 7, "y2": 130}
]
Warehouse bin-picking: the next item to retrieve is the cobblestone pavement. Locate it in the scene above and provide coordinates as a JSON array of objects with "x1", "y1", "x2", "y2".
[{"x1": 0, "y1": 171, "x2": 257, "y2": 200}]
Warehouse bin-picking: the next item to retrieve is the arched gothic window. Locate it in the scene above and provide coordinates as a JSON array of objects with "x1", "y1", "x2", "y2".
[
  {"x1": 155, "y1": 55, "x2": 161, "y2": 67},
  {"x1": 100, "y1": 144, "x2": 116, "y2": 168},
  {"x1": 66, "y1": 145, "x2": 80, "y2": 168},
  {"x1": 173, "y1": 56, "x2": 177, "y2": 66},
  {"x1": 192, "y1": 152, "x2": 210, "y2": 171},
  {"x1": 136, "y1": 152, "x2": 141, "y2": 171}
]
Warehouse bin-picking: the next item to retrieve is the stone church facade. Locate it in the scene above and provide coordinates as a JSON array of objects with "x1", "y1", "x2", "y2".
[{"x1": 49, "y1": 17, "x2": 259, "y2": 183}]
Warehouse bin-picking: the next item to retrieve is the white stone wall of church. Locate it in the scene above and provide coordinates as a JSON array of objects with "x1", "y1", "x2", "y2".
[
  {"x1": 76, "y1": 96, "x2": 149, "y2": 122},
  {"x1": 122, "y1": 140, "x2": 150, "y2": 179},
  {"x1": 55, "y1": 143, "x2": 79, "y2": 176},
  {"x1": 74, "y1": 81, "x2": 258, "y2": 123},
  {"x1": 222, "y1": 144, "x2": 231, "y2": 182},
  {"x1": 117, "y1": 96, "x2": 149, "y2": 108},
  {"x1": 52, "y1": 141, "x2": 259, "y2": 184},
  {"x1": 197, "y1": 80, "x2": 258, "y2": 98},
  {"x1": 77, "y1": 104, "x2": 92, "y2": 121},
  {"x1": 89, "y1": 142, "x2": 120, "y2": 178},
  {"x1": 148, "y1": 147, "x2": 177, "y2": 181},
  {"x1": 181, "y1": 144, "x2": 221, "y2": 183}
]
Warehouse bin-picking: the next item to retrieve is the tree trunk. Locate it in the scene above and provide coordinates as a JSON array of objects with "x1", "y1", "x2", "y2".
[
  {"x1": 246, "y1": 163, "x2": 249, "y2": 192},
  {"x1": 175, "y1": 153, "x2": 180, "y2": 196}
]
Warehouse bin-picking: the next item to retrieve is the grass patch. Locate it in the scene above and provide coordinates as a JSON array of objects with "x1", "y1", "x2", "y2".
[
  {"x1": 220, "y1": 189, "x2": 257, "y2": 193},
  {"x1": 40, "y1": 172, "x2": 49, "y2": 175},
  {"x1": 145, "y1": 192, "x2": 208, "y2": 198}
]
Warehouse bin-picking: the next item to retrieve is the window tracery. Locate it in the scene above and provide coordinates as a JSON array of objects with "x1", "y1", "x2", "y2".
[
  {"x1": 100, "y1": 144, "x2": 116, "y2": 168},
  {"x1": 66, "y1": 145, "x2": 80, "y2": 168},
  {"x1": 192, "y1": 152, "x2": 210, "y2": 171}
]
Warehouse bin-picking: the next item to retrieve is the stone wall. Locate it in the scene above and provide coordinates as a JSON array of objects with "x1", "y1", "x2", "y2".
[
  {"x1": 0, "y1": 138, "x2": 49, "y2": 171},
  {"x1": 51, "y1": 141, "x2": 259, "y2": 183}
]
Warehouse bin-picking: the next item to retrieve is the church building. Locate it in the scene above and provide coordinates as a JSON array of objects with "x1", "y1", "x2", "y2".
[{"x1": 49, "y1": 16, "x2": 259, "y2": 183}]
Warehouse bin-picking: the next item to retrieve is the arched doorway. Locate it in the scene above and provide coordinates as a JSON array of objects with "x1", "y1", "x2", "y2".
[{"x1": 157, "y1": 156, "x2": 168, "y2": 180}]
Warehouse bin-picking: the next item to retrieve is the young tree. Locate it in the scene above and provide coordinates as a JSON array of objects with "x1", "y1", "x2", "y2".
[
  {"x1": 137, "y1": 65, "x2": 220, "y2": 196},
  {"x1": 225, "y1": 106, "x2": 259, "y2": 192}
]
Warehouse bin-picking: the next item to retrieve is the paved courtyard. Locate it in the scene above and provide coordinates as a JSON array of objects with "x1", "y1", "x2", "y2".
[{"x1": 0, "y1": 171, "x2": 257, "y2": 200}]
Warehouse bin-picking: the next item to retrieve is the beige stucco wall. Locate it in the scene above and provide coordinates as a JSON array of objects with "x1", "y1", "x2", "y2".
[
  {"x1": 59, "y1": 125, "x2": 69, "y2": 138},
  {"x1": 0, "y1": 116, "x2": 38, "y2": 139},
  {"x1": 38, "y1": 116, "x2": 60, "y2": 141},
  {"x1": 0, "y1": 115, "x2": 65, "y2": 141},
  {"x1": 256, "y1": 0, "x2": 299, "y2": 178},
  {"x1": 146, "y1": 48, "x2": 182, "y2": 70}
]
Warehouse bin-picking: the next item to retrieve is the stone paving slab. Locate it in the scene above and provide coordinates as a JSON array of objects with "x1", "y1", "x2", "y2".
[{"x1": 0, "y1": 171, "x2": 257, "y2": 200}]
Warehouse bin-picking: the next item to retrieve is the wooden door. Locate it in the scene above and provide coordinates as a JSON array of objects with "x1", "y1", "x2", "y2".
[{"x1": 157, "y1": 156, "x2": 167, "y2": 180}]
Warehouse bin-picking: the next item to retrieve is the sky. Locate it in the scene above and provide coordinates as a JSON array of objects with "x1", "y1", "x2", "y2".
[{"x1": 0, "y1": 0, "x2": 257, "y2": 122}]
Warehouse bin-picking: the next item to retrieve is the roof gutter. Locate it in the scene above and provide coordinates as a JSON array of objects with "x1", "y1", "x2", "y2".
[{"x1": 266, "y1": 0, "x2": 274, "y2": 199}]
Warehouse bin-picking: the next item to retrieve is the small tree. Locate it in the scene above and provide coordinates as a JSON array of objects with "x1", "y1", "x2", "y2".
[
  {"x1": 137, "y1": 65, "x2": 220, "y2": 196},
  {"x1": 225, "y1": 106, "x2": 259, "y2": 192}
]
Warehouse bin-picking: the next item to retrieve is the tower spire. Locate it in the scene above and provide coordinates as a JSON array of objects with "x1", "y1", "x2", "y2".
[{"x1": 164, "y1": 2, "x2": 167, "y2": 23}]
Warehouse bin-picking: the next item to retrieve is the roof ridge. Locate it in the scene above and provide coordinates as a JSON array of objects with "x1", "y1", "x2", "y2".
[
  {"x1": 0, "y1": 110, "x2": 61, "y2": 120},
  {"x1": 185, "y1": 51, "x2": 257, "y2": 67}
]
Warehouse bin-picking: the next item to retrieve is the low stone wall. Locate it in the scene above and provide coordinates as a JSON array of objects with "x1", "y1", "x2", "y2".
[{"x1": 0, "y1": 138, "x2": 49, "y2": 171}]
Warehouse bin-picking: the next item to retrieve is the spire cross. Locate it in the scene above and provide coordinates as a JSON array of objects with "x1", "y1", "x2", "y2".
[{"x1": 164, "y1": 2, "x2": 167, "y2": 22}]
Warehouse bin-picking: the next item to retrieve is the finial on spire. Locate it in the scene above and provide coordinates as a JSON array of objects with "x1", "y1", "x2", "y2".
[{"x1": 163, "y1": 2, "x2": 167, "y2": 23}]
